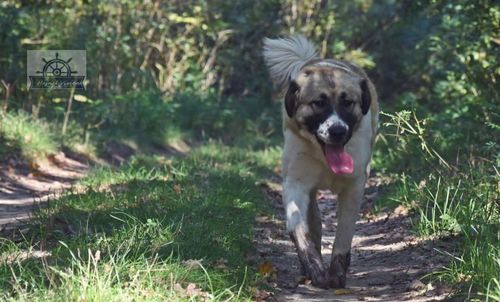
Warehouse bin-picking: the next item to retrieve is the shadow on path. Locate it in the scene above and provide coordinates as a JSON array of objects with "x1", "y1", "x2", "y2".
[
  {"x1": 0, "y1": 152, "x2": 88, "y2": 232},
  {"x1": 254, "y1": 178, "x2": 456, "y2": 301}
]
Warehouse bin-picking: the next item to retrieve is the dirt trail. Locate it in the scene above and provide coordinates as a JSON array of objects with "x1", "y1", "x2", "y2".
[
  {"x1": 0, "y1": 152, "x2": 88, "y2": 232},
  {"x1": 255, "y1": 178, "x2": 454, "y2": 301}
]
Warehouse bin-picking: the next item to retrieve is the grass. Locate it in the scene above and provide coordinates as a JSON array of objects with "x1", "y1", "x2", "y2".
[
  {"x1": 0, "y1": 111, "x2": 58, "y2": 160},
  {"x1": 0, "y1": 144, "x2": 282, "y2": 301},
  {"x1": 376, "y1": 111, "x2": 500, "y2": 301},
  {"x1": 395, "y1": 166, "x2": 499, "y2": 300}
]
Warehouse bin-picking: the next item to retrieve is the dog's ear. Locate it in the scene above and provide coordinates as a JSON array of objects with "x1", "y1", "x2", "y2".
[
  {"x1": 285, "y1": 80, "x2": 300, "y2": 117},
  {"x1": 360, "y1": 79, "x2": 371, "y2": 115}
]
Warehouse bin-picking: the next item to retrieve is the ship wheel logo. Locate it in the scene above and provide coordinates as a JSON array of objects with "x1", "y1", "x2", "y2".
[
  {"x1": 37, "y1": 52, "x2": 77, "y2": 77},
  {"x1": 28, "y1": 50, "x2": 85, "y2": 90}
]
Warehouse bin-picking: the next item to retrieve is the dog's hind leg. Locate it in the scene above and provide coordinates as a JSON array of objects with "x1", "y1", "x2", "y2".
[
  {"x1": 284, "y1": 184, "x2": 328, "y2": 288},
  {"x1": 328, "y1": 179, "x2": 365, "y2": 288}
]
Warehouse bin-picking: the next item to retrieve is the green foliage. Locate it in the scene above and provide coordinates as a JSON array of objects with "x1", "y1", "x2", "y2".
[
  {"x1": 67, "y1": 89, "x2": 281, "y2": 150},
  {"x1": 373, "y1": 1, "x2": 498, "y2": 157}
]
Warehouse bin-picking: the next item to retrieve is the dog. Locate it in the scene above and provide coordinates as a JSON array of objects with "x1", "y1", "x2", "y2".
[{"x1": 262, "y1": 36, "x2": 379, "y2": 288}]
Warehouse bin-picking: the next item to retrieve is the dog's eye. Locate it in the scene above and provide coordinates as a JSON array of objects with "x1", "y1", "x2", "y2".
[
  {"x1": 342, "y1": 99, "x2": 354, "y2": 107},
  {"x1": 311, "y1": 94, "x2": 328, "y2": 108},
  {"x1": 312, "y1": 99, "x2": 327, "y2": 107}
]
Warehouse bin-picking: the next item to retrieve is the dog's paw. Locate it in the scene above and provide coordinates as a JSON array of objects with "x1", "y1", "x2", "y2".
[
  {"x1": 300, "y1": 258, "x2": 329, "y2": 288},
  {"x1": 328, "y1": 270, "x2": 346, "y2": 288},
  {"x1": 309, "y1": 270, "x2": 329, "y2": 289},
  {"x1": 328, "y1": 252, "x2": 350, "y2": 288}
]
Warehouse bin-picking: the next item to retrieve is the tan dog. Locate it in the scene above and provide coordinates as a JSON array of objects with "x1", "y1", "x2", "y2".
[{"x1": 263, "y1": 36, "x2": 379, "y2": 288}]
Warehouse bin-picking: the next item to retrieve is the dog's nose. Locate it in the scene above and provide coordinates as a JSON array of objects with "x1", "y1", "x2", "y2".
[{"x1": 329, "y1": 125, "x2": 347, "y2": 142}]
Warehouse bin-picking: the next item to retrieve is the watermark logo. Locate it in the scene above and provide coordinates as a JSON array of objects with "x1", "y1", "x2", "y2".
[{"x1": 27, "y1": 50, "x2": 86, "y2": 89}]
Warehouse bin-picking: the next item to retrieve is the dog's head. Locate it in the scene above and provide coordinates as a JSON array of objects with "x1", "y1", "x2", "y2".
[{"x1": 285, "y1": 61, "x2": 372, "y2": 174}]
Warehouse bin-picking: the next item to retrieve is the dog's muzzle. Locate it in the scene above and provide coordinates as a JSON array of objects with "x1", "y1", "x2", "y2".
[{"x1": 316, "y1": 113, "x2": 349, "y2": 145}]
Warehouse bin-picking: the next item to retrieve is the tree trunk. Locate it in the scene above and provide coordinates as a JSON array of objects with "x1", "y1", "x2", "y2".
[
  {"x1": 62, "y1": 87, "x2": 75, "y2": 135},
  {"x1": 1, "y1": 80, "x2": 15, "y2": 112}
]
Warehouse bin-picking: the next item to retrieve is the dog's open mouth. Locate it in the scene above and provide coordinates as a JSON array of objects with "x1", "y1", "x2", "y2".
[{"x1": 319, "y1": 141, "x2": 354, "y2": 175}]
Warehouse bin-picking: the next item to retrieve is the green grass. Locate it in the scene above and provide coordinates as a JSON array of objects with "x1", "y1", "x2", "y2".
[
  {"x1": 0, "y1": 144, "x2": 281, "y2": 301},
  {"x1": 376, "y1": 111, "x2": 500, "y2": 301},
  {"x1": 392, "y1": 166, "x2": 499, "y2": 301},
  {"x1": 0, "y1": 111, "x2": 58, "y2": 160}
]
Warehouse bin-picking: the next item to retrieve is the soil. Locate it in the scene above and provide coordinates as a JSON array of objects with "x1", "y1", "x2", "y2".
[
  {"x1": 0, "y1": 140, "x2": 143, "y2": 233},
  {"x1": 0, "y1": 152, "x2": 88, "y2": 233},
  {"x1": 254, "y1": 178, "x2": 456, "y2": 302}
]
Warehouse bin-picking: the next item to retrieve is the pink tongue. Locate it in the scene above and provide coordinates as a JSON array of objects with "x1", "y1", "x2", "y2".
[{"x1": 324, "y1": 145, "x2": 354, "y2": 174}]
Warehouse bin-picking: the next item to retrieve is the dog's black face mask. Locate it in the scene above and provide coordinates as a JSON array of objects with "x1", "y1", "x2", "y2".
[{"x1": 285, "y1": 66, "x2": 371, "y2": 174}]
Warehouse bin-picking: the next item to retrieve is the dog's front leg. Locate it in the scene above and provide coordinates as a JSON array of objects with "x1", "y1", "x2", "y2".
[
  {"x1": 284, "y1": 183, "x2": 328, "y2": 288},
  {"x1": 328, "y1": 179, "x2": 365, "y2": 288}
]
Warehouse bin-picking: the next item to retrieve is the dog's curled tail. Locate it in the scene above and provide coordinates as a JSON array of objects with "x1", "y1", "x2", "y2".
[{"x1": 263, "y1": 35, "x2": 318, "y2": 90}]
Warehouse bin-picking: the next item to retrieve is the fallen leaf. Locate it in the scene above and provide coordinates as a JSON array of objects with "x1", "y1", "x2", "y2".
[
  {"x1": 334, "y1": 289, "x2": 352, "y2": 295},
  {"x1": 426, "y1": 282, "x2": 434, "y2": 291},
  {"x1": 394, "y1": 205, "x2": 409, "y2": 216},
  {"x1": 28, "y1": 160, "x2": 40, "y2": 172},
  {"x1": 258, "y1": 261, "x2": 275, "y2": 277},
  {"x1": 173, "y1": 184, "x2": 182, "y2": 194}
]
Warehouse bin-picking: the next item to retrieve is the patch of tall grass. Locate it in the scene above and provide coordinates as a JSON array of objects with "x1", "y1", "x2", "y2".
[
  {"x1": 377, "y1": 111, "x2": 499, "y2": 300},
  {"x1": 0, "y1": 111, "x2": 58, "y2": 160}
]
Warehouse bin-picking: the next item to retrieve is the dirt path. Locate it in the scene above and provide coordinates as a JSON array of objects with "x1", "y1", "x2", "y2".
[
  {"x1": 255, "y1": 178, "x2": 455, "y2": 301},
  {"x1": 0, "y1": 152, "x2": 88, "y2": 233}
]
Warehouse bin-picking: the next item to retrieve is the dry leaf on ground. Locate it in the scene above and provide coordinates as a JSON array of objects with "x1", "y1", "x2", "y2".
[
  {"x1": 258, "y1": 261, "x2": 276, "y2": 277},
  {"x1": 334, "y1": 289, "x2": 352, "y2": 295}
]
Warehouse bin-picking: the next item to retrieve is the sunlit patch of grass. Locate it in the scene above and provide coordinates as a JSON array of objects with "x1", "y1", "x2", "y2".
[
  {"x1": 157, "y1": 125, "x2": 188, "y2": 148},
  {"x1": 2, "y1": 225, "x2": 238, "y2": 301},
  {"x1": 415, "y1": 177, "x2": 462, "y2": 236},
  {"x1": 0, "y1": 111, "x2": 58, "y2": 160},
  {"x1": 0, "y1": 144, "x2": 280, "y2": 301},
  {"x1": 483, "y1": 278, "x2": 500, "y2": 302},
  {"x1": 380, "y1": 111, "x2": 499, "y2": 300},
  {"x1": 410, "y1": 169, "x2": 499, "y2": 300}
]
